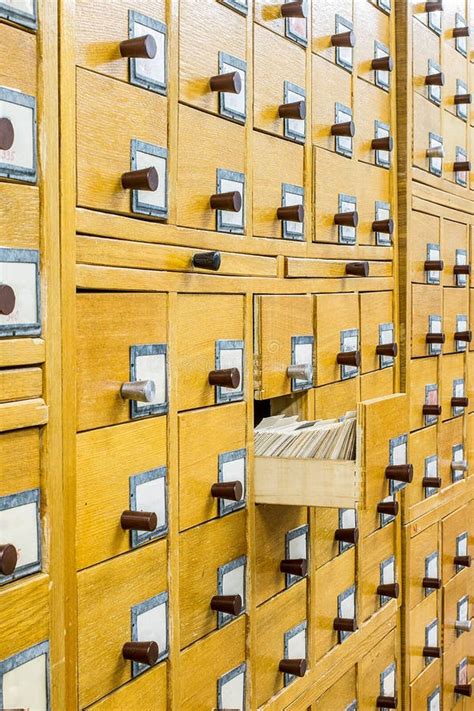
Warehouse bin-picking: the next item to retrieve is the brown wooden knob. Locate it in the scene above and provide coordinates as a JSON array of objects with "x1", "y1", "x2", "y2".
[
  {"x1": 0, "y1": 117, "x2": 14, "y2": 151},
  {"x1": 119, "y1": 35, "x2": 157, "y2": 59},
  {"x1": 373, "y1": 218, "x2": 394, "y2": 234},
  {"x1": 210, "y1": 72, "x2": 242, "y2": 94},
  {"x1": 280, "y1": 558, "x2": 307, "y2": 577},
  {"x1": 423, "y1": 646, "x2": 441, "y2": 658},
  {"x1": 121, "y1": 167, "x2": 158, "y2": 191},
  {"x1": 372, "y1": 56, "x2": 393, "y2": 72},
  {"x1": 422, "y1": 577, "x2": 442, "y2": 589},
  {"x1": 211, "y1": 481, "x2": 243, "y2": 501},
  {"x1": 454, "y1": 93, "x2": 472, "y2": 104},
  {"x1": 336, "y1": 351, "x2": 361, "y2": 367},
  {"x1": 425, "y1": 332, "x2": 445, "y2": 344},
  {"x1": 210, "y1": 191, "x2": 242, "y2": 212},
  {"x1": 376, "y1": 343, "x2": 398, "y2": 358},
  {"x1": 425, "y1": 2, "x2": 443, "y2": 11},
  {"x1": 281, "y1": 0, "x2": 306, "y2": 18},
  {"x1": 0, "y1": 284, "x2": 16, "y2": 315},
  {"x1": 454, "y1": 555, "x2": 471, "y2": 567},
  {"x1": 331, "y1": 31, "x2": 356, "y2": 48},
  {"x1": 423, "y1": 404, "x2": 441, "y2": 416},
  {"x1": 422, "y1": 476, "x2": 442, "y2": 489},
  {"x1": 453, "y1": 161, "x2": 471, "y2": 173},
  {"x1": 208, "y1": 368, "x2": 241, "y2": 389},
  {"x1": 455, "y1": 620, "x2": 472, "y2": 632},
  {"x1": 331, "y1": 121, "x2": 355, "y2": 137},
  {"x1": 0, "y1": 544, "x2": 18, "y2": 576},
  {"x1": 277, "y1": 204, "x2": 304, "y2": 222},
  {"x1": 376, "y1": 696, "x2": 398, "y2": 709},
  {"x1": 345, "y1": 262, "x2": 369, "y2": 277},
  {"x1": 425, "y1": 72, "x2": 444, "y2": 86},
  {"x1": 210, "y1": 594, "x2": 242, "y2": 616},
  {"x1": 385, "y1": 464, "x2": 413, "y2": 484},
  {"x1": 334, "y1": 210, "x2": 358, "y2": 228},
  {"x1": 424, "y1": 260, "x2": 444, "y2": 271},
  {"x1": 377, "y1": 583, "x2": 399, "y2": 599},
  {"x1": 454, "y1": 330, "x2": 472, "y2": 343},
  {"x1": 372, "y1": 135, "x2": 393, "y2": 152},
  {"x1": 453, "y1": 263, "x2": 471, "y2": 275},
  {"x1": 121, "y1": 511, "x2": 157, "y2": 532},
  {"x1": 453, "y1": 26, "x2": 470, "y2": 38},
  {"x1": 333, "y1": 617, "x2": 357, "y2": 632},
  {"x1": 454, "y1": 684, "x2": 472, "y2": 697},
  {"x1": 451, "y1": 396, "x2": 468, "y2": 408},
  {"x1": 334, "y1": 527, "x2": 359, "y2": 545},
  {"x1": 122, "y1": 641, "x2": 158, "y2": 666},
  {"x1": 192, "y1": 251, "x2": 221, "y2": 271},
  {"x1": 278, "y1": 100, "x2": 306, "y2": 120},
  {"x1": 377, "y1": 500, "x2": 399, "y2": 517},
  {"x1": 278, "y1": 658, "x2": 306, "y2": 676}
]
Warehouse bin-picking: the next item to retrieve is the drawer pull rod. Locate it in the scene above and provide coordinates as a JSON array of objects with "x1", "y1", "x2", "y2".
[
  {"x1": 0, "y1": 544, "x2": 17, "y2": 576},
  {"x1": 278, "y1": 658, "x2": 306, "y2": 677},
  {"x1": 0, "y1": 117, "x2": 14, "y2": 151},
  {"x1": 121, "y1": 380, "x2": 156, "y2": 403},
  {"x1": 120, "y1": 35, "x2": 157, "y2": 60},
  {"x1": 280, "y1": 558, "x2": 307, "y2": 577},
  {"x1": 211, "y1": 481, "x2": 243, "y2": 501},
  {"x1": 122, "y1": 641, "x2": 159, "y2": 666},
  {"x1": 208, "y1": 368, "x2": 241, "y2": 389},
  {"x1": 120, "y1": 510, "x2": 157, "y2": 532},
  {"x1": 0, "y1": 284, "x2": 16, "y2": 315},
  {"x1": 210, "y1": 594, "x2": 242, "y2": 616}
]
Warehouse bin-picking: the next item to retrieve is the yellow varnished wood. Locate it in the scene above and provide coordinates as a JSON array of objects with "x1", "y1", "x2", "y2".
[
  {"x1": 358, "y1": 628, "x2": 399, "y2": 709},
  {"x1": 359, "y1": 290, "x2": 395, "y2": 374},
  {"x1": 0, "y1": 338, "x2": 45, "y2": 368},
  {"x1": 0, "y1": 574, "x2": 49, "y2": 662},
  {"x1": 359, "y1": 524, "x2": 398, "y2": 623},
  {"x1": 360, "y1": 367, "x2": 395, "y2": 400},
  {"x1": 0, "y1": 22, "x2": 37, "y2": 95},
  {"x1": 310, "y1": 664, "x2": 356, "y2": 709},
  {"x1": 85, "y1": 663, "x2": 167, "y2": 711},
  {"x1": 0, "y1": 367, "x2": 42, "y2": 403},
  {"x1": 0, "y1": 427, "x2": 40, "y2": 497},
  {"x1": 314, "y1": 292, "x2": 359, "y2": 385},
  {"x1": 0, "y1": 398, "x2": 48, "y2": 432},
  {"x1": 0, "y1": 183, "x2": 39, "y2": 250}
]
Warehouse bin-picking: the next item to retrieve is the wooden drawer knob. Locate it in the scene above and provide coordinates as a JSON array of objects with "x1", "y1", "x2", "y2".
[
  {"x1": 121, "y1": 380, "x2": 156, "y2": 403},
  {"x1": 424, "y1": 259, "x2": 444, "y2": 271},
  {"x1": 422, "y1": 476, "x2": 442, "y2": 489},
  {"x1": 334, "y1": 210, "x2": 358, "y2": 228},
  {"x1": 334, "y1": 527, "x2": 359, "y2": 545},
  {"x1": 426, "y1": 145, "x2": 444, "y2": 159},
  {"x1": 277, "y1": 204, "x2": 304, "y2": 222},
  {"x1": 0, "y1": 544, "x2": 18, "y2": 576},
  {"x1": 281, "y1": 0, "x2": 306, "y2": 18},
  {"x1": 425, "y1": 2, "x2": 443, "y2": 11},
  {"x1": 331, "y1": 31, "x2": 356, "y2": 48},
  {"x1": 120, "y1": 510, "x2": 157, "y2": 532},
  {"x1": 119, "y1": 35, "x2": 157, "y2": 59},
  {"x1": 372, "y1": 218, "x2": 394, "y2": 234},
  {"x1": 425, "y1": 332, "x2": 445, "y2": 344},
  {"x1": 331, "y1": 121, "x2": 355, "y2": 138},
  {"x1": 278, "y1": 100, "x2": 306, "y2": 120},
  {"x1": 422, "y1": 577, "x2": 442, "y2": 589},
  {"x1": 425, "y1": 72, "x2": 444, "y2": 86},
  {"x1": 0, "y1": 284, "x2": 16, "y2": 315},
  {"x1": 336, "y1": 350, "x2": 361, "y2": 368},
  {"x1": 453, "y1": 26, "x2": 470, "y2": 38},
  {"x1": 455, "y1": 619, "x2": 472, "y2": 633},
  {"x1": 345, "y1": 261, "x2": 369, "y2": 277},
  {"x1": 454, "y1": 330, "x2": 472, "y2": 343},
  {"x1": 121, "y1": 167, "x2": 159, "y2": 192},
  {"x1": 0, "y1": 117, "x2": 14, "y2": 151},
  {"x1": 377, "y1": 582, "x2": 399, "y2": 599},
  {"x1": 376, "y1": 343, "x2": 398, "y2": 358},
  {"x1": 192, "y1": 251, "x2": 221, "y2": 271},
  {"x1": 454, "y1": 93, "x2": 472, "y2": 104},
  {"x1": 372, "y1": 135, "x2": 393, "y2": 152},
  {"x1": 454, "y1": 684, "x2": 472, "y2": 697},
  {"x1": 454, "y1": 555, "x2": 471, "y2": 567},
  {"x1": 422, "y1": 646, "x2": 441, "y2": 658},
  {"x1": 451, "y1": 396, "x2": 468, "y2": 408},
  {"x1": 451, "y1": 460, "x2": 467, "y2": 472},
  {"x1": 377, "y1": 500, "x2": 399, "y2": 516},
  {"x1": 210, "y1": 191, "x2": 242, "y2": 212},
  {"x1": 376, "y1": 696, "x2": 398, "y2": 709},
  {"x1": 208, "y1": 368, "x2": 241, "y2": 389},
  {"x1": 453, "y1": 263, "x2": 471, "y2": 275},
  {"x1": 278, "y1": 658, "x2": 307, "y2": 677},
  {"x1": 287, "y1": 363, "x2": 312, "y2": 381},
  {"x1": 372, "y1": 56, "x2": 393, "y2": 72},
  {"x1": 280, "y1": 558, "x2": 307, "y2": 577},
  {"x1": 423, "y1": 404, "x2": 441, "y2": 416},
  {"x1": 211, "y1": 481, "x2": 243, "y2": 501},
  {"x1": 210, "y1": 71, "x2": 242, "y2": 94},
  {"x1": 385, "y1": 464, "x2": 413, "y2": 484},
  {"x1": 210, "y1": 594, "x2": 242, "y2": 616},
  {"x1": 122, "y1": 641, "x2": 158, "y2": 666},
  {"x1": 333, "y1": 617, "x2": 357, "y2": 632},
  {"x1": 453, "y1": 161, "x2": 471, "y2": 173}
]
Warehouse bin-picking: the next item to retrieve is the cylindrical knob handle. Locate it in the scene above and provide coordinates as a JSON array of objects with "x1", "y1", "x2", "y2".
[
  {"x1": 121, "y1": 167, "x2": 159, "y2": 191},
  {"x1": 210, "y1": 72, "x2": 242, "y2": 94},
  {"x1": 121, "y1": 510, "x2": 157, "y2": 532},
  {"x1": 372, "y1": 135, "x2": 393, "y2": 152},
  {"x1": 424, "y1": 260, "x2": 444, "y2": 271},
  {"x1": 278, "y1": 658, "x2": 307, "y2": 676},
  {"x1": 278, "y1": 100, "x2": 306, "y2": 120},
  {"x1": 333, "y1": 617, "x2": 357, "y2": 632},
  {"x1": 277, "y1": 204, "x2": 304, "y2": 222},
  {"x1": 331, "y1": 31, "x2": 356, "y2": 48},
  {"x1": 454, "y1": 93, "x2": 472, "y2": 104},
  {"x1": 192, "y1": 251, "x2": 221, "y2": 271},
  {"x1": 454, "y1": 684, "x2": 472, "y2": 697},
  {"x1": 336, "y1": 351, "x2": 361, "y2": 367},
  {"x1": 453, "y1": 161, "x2": 471, "y2": 173},
  {"x1": 426, "y1": 146, "x2": 444, "y2": 158},
  {"x1": 425, "y1": 73, "x2": 444, "y2": 86},
  {"x1": 210, "y1": 595, "x2": 242, "y2": 616},
  {"x1": 287, "y1": 363, "x2": 312, "y2": 381},
  {"x1": 331, "y1": 121, "x2": 355, "y2": 137},
  {"x1": 422, "y1": 476, "x2": 442, "y2": 489},
  {"x1": 385, "y1": 464, "x2": 413, "y2": 484},
  {"x1": 372, "y1": 56, "x2": 393, "y2": 72},
  {"x1": 423, "y1": 646, "x2": 441, "y2": 658},
  {"x1": 377, "y1": 583, "x2": 399, "y2": 599},
  {"x1": 376, "y1": 343, "x2": 398, "y2": 358},
  {"x1": 453, "y1": 26, "x2": 470, "y2": 38},
  {"x1": 453, "y1": 263, "x2": 471, "y2": 275},
  {"x1": 0, "y1": 284, "x2": 16, "y2": 315},
  {"x1": 425, "y1": 332, "x2": 445, "y2": 344},
  {"x1": 122, "y1": 641, "x2": 158, "y2": 666},
  {"x1": 281, "y1": 0, "x2": 306, "y2": 18},
  {"x1": 334, "y1": 527, "x2": 359, "y2": 545},
  {"x1": 454, "y1": 331, "x2": 472, "y2": 343},
  {"x1": 121, "y1": 380, "x2": 156, "y2": 403},
  {"x1": 425, "y1": 1, "x2": 443, "y2": 10},
  {"x1": 334, "y1": 211, "x2": 358, "y2": 227},
  {"x1": 280, "y1": 558, "x2": 307, "y2": 577},
  {"x1": 376, "y1": 696, "x2": 397, "y2": 709},
  {"x1": 422, "y1": 577, "x2": 442, "y2": 589},
  {"x1": 377, "y1": 500, "x2": 399, "y2": 516},
  {"x1": 423, "y1": 404, "x2": 442, "y2": 416},
  {"x1": 211, "y1": 481, "x2": 243, "y2": 501},
  {"x1": 451, "y1": 396, "x2": 468, "y2": 408},
  {"x1": 345, "y1": 261, "x2": 369, "y2": 277},
  {"x1": 455, "y1": 620, "x2": 472, "y2": 633},
  {"x1": 0, "y1": 544, "x2": 18, "y2": 576},
  {"x1": 451, "y1": 460, "x2": 468, "y2": 473},
  {"x1": 454, "y1": 555, "x2": 471, "y2": 567},
  {"x1": 0, "y1": 117, "x2": 14, "y2": 151},
  {"x1": 210, "y1": 191, "x2": 242, "y2": 212},
  {"x1": 208, "y1": 368, "x2": 241, "y2": 389},
  {"x1": 372, "y1": 218, "x2": 394, "y2": 234},
  {"x1": 119, "y1": 35, "x2": 157, "y2": 59}
]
